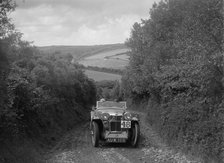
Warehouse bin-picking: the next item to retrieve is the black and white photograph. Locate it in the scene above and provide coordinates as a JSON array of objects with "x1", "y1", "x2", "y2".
[{"x1": 0, "y1": 0, "x2": 223, "y2": 162}]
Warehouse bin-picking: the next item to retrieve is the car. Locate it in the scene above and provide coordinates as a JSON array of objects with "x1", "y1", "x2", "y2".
[{"x1": 90, "y1": 100, "x2": 140, "y2": 147}]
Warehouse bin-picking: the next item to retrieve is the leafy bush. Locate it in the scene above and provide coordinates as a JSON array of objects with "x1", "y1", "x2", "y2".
[
  {"x1": 123, "y1": 0, "x2": 224, "y2": 161},
  {"x1": 4, "y1": 52, "x2": 96, "y2": 136},
  {"x1": 96, "y1": 80, "x2": 124, "y2": 101},
  {"x1": 0, "y1": 1, "x2": 97, "y2": 161},
  {"x1": 0, "y1": 0, "x2": 96, "y2": 139}
]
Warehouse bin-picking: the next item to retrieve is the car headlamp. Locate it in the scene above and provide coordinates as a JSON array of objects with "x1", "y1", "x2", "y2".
[
  {"x1": 101, "y1": 113, "x2": 110, "y2": 120},
  {"x1": 124, "y1": 112, "x2": 132, "y2": 120}
]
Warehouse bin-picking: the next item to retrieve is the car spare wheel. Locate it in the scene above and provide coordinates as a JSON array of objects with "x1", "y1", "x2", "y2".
[
  {"x1": 91, "y1": 121, "x2": 99, "y2": 147},
  {"x1": 131, "y1": 122, "x2": 140, "y2": 147}
]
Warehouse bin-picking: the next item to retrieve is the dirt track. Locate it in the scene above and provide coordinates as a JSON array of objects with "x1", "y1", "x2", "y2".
[{"x1": 45, "y1": 111, "x2": 201, "y2": 163}]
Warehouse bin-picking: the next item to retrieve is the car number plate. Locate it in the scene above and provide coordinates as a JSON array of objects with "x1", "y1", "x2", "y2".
[
  {"x1": 121, "y1": 120, "x2": 131, "y2": 128},
  {"x1": 107, "y1": 138, "x2": 126, "y2": 143}
]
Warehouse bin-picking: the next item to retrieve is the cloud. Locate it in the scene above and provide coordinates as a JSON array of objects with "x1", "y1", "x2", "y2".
[{"x1": 10, "y1": 0, "x2": 159, "y2": 46}]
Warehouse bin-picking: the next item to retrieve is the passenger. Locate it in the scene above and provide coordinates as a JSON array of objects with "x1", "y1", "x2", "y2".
[{"x1": 100, "y1": 98, "x2": 105, "y2": 102}]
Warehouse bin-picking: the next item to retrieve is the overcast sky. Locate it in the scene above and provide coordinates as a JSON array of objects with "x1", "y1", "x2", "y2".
[{"x1": 10, "y1": 0, "x2": 159, "y2": 46}]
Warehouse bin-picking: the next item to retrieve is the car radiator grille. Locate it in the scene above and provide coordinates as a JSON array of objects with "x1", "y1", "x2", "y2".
[
  {"x1": 110, "y1": 122, "x2": 121, "y2": 131},
  {"x1": 109, "y1": 116, "x2": 122, "y2": 131}
]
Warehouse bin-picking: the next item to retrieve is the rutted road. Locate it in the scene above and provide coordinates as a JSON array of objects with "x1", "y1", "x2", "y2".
[{"x1": 45, "y1": 112, "x2": 201, "y2": 163}]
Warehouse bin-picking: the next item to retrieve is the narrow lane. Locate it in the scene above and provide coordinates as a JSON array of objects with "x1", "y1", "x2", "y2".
[{"x1": 45, "y1": 112, "x2": 201, "y2": 163}]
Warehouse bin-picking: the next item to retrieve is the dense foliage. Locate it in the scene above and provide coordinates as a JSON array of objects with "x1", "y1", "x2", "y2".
[
  {"x1": 5, "y1": 51, "x2": 96, "y2": 134},
  {"x1": 123, "y1": 0, "x2": 223, "y2": 161},
  {"x1": 0, "y1": 0, "x2": 96, "y2": 142},
  {"x1": 0, "y1": 0, "x2": 15, "y2": 117},
  {"x1": 85, "y1": 66, "x2": 123, "y2": 75},
  {"x1": 95, "y1": 80, "x2": 124, "y2": 101}
]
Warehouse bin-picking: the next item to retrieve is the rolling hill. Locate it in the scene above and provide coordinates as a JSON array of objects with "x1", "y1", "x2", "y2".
[
  {"x1": 85, "y1": 70, "x2": 122, "y2": 81},
  {"x1": 79, "y1": 48, "x2": 129, "y2": 70},
  {"x1": 38, "y1": 43, "x2": 127, "y2": 61},
  {"x1": 38, "y1": 43, "x2": 129, "y2": 81}
]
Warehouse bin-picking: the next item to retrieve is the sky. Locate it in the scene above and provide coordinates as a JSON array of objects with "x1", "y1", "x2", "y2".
[{"x1": 10, "y1": 0, "x2": 159, "y2": 46}]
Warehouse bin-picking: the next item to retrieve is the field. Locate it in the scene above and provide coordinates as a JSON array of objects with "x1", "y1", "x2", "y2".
[
  {"x1": 79, "y1": 48, "x2": 129, "y2": 70},
  {"x1": 84, "y1": 70, "x2": 121, "y2": 81},
  {"x1": 38, "y1": 44, "x2": 129, "y2": 81},
  {"x1": 38, "y1": 43, "x2": 126, "y2": 60}
]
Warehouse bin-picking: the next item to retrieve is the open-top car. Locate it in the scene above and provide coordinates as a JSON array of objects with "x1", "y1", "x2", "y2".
[{"x1": 90, "y1": 100, "x2": 140, "y2": 147}]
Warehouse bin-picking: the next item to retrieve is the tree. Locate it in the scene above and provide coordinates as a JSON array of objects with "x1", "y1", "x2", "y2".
[
  {"x1": 123, "y1": 0, "x2": 224, "y2": 160},
  {"x1": 0, "y1": 0, "x2": 15, "y2": 39},
  {"x1": 0, "y1": 0, "x2": 16, "y2": 117}
]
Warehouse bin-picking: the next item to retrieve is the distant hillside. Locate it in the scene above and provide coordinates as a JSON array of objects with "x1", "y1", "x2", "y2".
[
  {"x1": 84, "y1": 70, "x2": 121, "y2": 81},
  {"x1": 38, "y1": 43, "x2": 129, "y2": 82},
  {"x1": 79, "y1": 48, "x2": 129, "y2": 70},
  {"x1": 38, "y1": 43, "x2": 126, "y2": 61}
]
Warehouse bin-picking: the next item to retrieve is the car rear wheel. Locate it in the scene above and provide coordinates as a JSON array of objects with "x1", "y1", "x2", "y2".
[
  {"x1": 130, "y1": 122, "x2": 140, "y2": 147},
  {"x1": 91, "y1": 121, "x2": 99, "y2": 147}
]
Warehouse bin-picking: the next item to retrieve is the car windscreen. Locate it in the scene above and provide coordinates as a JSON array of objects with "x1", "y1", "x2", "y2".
[
  {"x1": 96, "y1": 107, "x2": 125, "y2": 110},
  {"x1": 97, "y1": 101, "x2": 126, "y2": 109}
]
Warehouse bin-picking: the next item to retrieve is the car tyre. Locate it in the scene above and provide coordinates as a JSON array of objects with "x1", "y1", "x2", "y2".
[
  {"x1": 91, "y1": 121, "x2": 99, "y2": 147},
  {"x1": 130, "y1": 122, "x2": 140, "y2": 147}
]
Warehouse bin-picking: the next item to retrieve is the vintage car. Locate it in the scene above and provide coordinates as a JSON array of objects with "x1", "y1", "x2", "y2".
[{"x1": 90, "y1": 100, "x2": 140, "y2": 147}]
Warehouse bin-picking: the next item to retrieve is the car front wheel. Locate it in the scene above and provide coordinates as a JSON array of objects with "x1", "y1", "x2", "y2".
[
  {"x1": 91, "y1": 121, "x2": 99, "y2": 147},
  {"x1": 130, "y1": 122, "x2": 140, "y2": 147}
]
